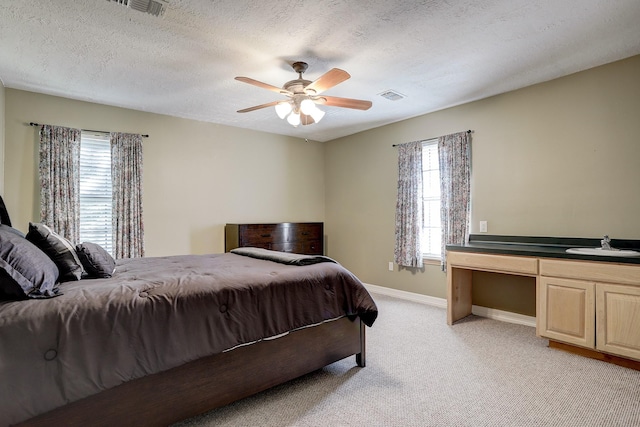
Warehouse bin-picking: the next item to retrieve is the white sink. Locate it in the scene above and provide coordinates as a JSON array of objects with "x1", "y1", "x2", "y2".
[{"x1": 566, "y1": 247, "x2": 640, "y2": 257}]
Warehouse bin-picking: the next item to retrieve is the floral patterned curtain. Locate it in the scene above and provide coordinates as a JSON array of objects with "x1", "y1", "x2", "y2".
[
  {"x1": 39, "y1": 125, "x2": 81, "y2": 243},
  {"x1": 111, "y1": 132, "x2": 144, "y2": 259},
  {"x1": 438, "y1": 131, "x2": 471, "y2": 269},
  {"x1": 394, "y1": 141, "x2": 424, "y2": 268}
]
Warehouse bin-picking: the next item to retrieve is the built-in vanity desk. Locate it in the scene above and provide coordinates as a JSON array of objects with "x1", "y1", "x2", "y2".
[{"x1": 446, "y1": 235, "x2": 640, "y2": 367}]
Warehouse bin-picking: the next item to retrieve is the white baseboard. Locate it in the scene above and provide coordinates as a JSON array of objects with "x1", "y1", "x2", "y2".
[
  {"x1": 470, "y1": 305, "x2": 536, "y2": 328},
  {"x1": 364, "y1": 283, "x2": 536, "y2": 328},
  {"x1": 364, "y1": 283, "x2": 448, "y2": 308}
]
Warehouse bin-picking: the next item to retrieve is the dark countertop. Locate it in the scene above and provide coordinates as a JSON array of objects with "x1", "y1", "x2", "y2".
[{"x1": 446, "y1": 235, "x2": 640, "y2": 265}]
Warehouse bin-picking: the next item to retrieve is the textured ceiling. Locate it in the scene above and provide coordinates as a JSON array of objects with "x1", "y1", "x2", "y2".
[{"x1": 1, "y1": 0, "x2": 639, "y2": 142}]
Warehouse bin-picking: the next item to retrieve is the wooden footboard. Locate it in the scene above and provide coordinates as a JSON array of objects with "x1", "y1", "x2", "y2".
[{"x1": 16, "y1": 317, "x2": 365, "y2": 427}]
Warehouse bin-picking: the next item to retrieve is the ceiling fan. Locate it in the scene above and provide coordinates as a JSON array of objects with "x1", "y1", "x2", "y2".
[{"x1": 235, "y1": 62, "x2": 372, "y2": 127}]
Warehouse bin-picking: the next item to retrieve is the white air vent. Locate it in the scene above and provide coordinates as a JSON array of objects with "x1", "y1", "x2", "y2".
[
  {"x1": 378, "y1": 89, "x2": 406, "y2": 101},
  {"x1": 107, "y1": 0, "x2": 168, "y2": 17}
]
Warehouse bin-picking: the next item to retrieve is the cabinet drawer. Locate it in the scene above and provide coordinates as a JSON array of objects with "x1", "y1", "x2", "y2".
[
  {"x1": 238, "y1": 224, "x2": 286, "y2": 245},
  {"x1": 299, "y1": 239, "x2": 323, "y2": 255},
  {"x1": 239, "y1": 223, "x2": 323, "y2": 244},
  {"x1": 294, "y1": 223, "x2": 323, "y2": 240},
  {"x1": 447, "y1": 251, "x2": 538, "y2": 276},
  {"x1": 271, "y1": 240, "x2": 323, "y2": 255},
  {"x1": 540, "y1": 259, "x2": 640, "y2": 286}
]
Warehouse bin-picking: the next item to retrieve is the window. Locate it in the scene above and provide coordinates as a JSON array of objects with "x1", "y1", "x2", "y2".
[
  {"x1": 421, "y1": 139, "x2": 441, "y2": 258},
  {"x1": 79, "y1": 133, "x2": 113, "y2": 255}
]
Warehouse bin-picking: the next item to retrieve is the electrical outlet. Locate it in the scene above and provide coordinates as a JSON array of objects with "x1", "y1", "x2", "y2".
[
  {"x1": 479, "y1": 221, "x2": 488, "y2": 233},
  {"x1": 388, "y1": 262, "x2": 394, "y2": 271}
]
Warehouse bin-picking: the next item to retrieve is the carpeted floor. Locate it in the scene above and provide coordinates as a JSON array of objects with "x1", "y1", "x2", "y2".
[{"x1": 175, "y1": 293, "x2": 640, "y2": 427}]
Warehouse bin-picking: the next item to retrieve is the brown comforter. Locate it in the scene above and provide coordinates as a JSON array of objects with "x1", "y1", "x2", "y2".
[{"x1": 0, "y1": 252, "x2": 377, "y2": 426}]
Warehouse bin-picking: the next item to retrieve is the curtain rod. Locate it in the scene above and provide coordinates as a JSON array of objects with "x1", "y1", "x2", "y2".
[
  {"x1": 392, "y1": 129, "x2": 472, "y2": 147},
  {"x1": 29, "y1": 122, "x2": 149, "y2": 138}
]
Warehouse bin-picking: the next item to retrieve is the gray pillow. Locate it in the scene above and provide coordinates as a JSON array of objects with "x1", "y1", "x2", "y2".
[
  {"x1": 0, "y1": 223, "x2": 25, "y2": 238},
  {"x1": 0, "y1": 225, "x2": 60, "y2": 299},
  {"x1": 76, "y1": 242, "x2": 116, "y2": 278},
  {"x1": 26, "y1": 223, "x2": 84, "y2": 282}
]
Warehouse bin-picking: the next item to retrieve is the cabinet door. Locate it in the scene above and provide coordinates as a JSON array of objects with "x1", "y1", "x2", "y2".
[
  {"x1": 538, "y1": 276, "x2": 595, "y2": 348},
  {"x1": 596, "y1": 283, "x2": 640, "y2": 361}
]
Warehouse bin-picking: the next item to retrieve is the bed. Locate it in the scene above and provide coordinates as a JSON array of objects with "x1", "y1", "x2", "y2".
[{"x1": 0, "y1": 237, "x2": 378, "y2": 426}]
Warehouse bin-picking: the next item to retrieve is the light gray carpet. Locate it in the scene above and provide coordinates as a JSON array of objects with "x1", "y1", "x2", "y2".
[{"x1": 175, "y1": 293, "x2": 640, "y2": 427}]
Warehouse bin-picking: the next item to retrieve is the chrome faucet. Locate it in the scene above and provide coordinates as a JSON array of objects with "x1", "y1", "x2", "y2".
[{"x1": 601, "y1": 235, "x2": 612, "y2": 250}]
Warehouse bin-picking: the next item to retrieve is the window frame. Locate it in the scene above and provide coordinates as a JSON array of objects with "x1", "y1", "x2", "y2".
[
  {"x1": 79, "y1": 132, "x2": 114, "y2": 255},
  {"x1": 421, "y1": 139, "x2": 441, "y2": 260}
]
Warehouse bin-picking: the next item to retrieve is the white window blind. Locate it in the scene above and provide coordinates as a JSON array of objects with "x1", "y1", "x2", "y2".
[
  {"x1": 79, "y1": 133, "x2": 113, "y2": 255},
  {"x1": 421, "y1": 140, "x2": 441, "y2": 258}
]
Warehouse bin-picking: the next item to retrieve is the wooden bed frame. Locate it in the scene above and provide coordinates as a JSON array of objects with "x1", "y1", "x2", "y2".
[{"x1": 16, "y1": 317, "x2": 366, "y2": 426}]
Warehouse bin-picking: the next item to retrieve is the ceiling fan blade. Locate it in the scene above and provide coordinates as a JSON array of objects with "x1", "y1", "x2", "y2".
[
  {"x1": 319, "y1": 96, "x2": 372, "y2": 110},
  {"x1": 304, "y1": 68, "x2": 350, "y2": 94},
  {"x1": 300, "y1": 113, "x2": 315, "y2": 126},
  {"x1": 235, "y1": 77, "x2": 292, "y2": 95},
  {"x1": 237, "y1": 101, "x2": 281, "y2": 113}
]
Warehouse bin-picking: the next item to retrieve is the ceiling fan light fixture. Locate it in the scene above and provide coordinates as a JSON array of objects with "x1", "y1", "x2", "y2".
[
  {"x1": 309, "y1": 107, "x2": 325, "y2": 123},
  {"x1": 287, "y1": 112, "x2": 301, "y2": 126},
  {"x1": 275, "y1": 102, "x2": 292, "y2": 119},
  {"x1": 300, "y1": 98, "x2": 317, "y2": 115},
  {"x1": 236, "y1": 61, "x2": 372, "y2": 128}
]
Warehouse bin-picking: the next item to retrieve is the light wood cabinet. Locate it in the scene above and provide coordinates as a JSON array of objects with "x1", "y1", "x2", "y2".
[
  {"x1": 446, "y1": 251, "x2": 538, "y2": 276},
  {"x1": 539, "y1": 258, "x2": 640, "y2": 286},
  {"x1": 538, "y1": 259, "x2": 640, "y2": 361},
  {"x1": 447, "y1": 251, "x2": 640, "y2": 362},
  {"x1": 446, "y1": 251, "x2": 538, "y2": 324},
  {"x1": 596, "y1": 283, "x2": 640, "y2": 360},
  {"x1": 538, "y1": 276, "x2": 595, "y2": 348}
]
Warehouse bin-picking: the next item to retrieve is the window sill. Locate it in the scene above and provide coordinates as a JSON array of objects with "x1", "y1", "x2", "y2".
[{"x1": 422, "y1": 256, "x2": 442, "y2": 266}]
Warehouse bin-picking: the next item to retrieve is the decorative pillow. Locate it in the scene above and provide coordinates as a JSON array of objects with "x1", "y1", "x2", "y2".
[
  {"x1": 26, "y1": 223, "x2": 84, "y2": 282},
  {"x1": 76, "y1": 242, "x2": 116, "y2": 279},
  {"x1": 0, "y1": 226, "x2": 60, "y2": 300},
  {"x1": 0, "y1": 224, "x2": 25, "y2": 238}
]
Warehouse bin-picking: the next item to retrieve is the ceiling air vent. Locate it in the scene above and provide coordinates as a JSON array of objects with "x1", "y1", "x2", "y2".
[
  {"x1": 378, "y1": 90, "x2": 406, "y2": 101},
  {"x1": 107, "y1": 0, "x2": 168, "y2": 17}
]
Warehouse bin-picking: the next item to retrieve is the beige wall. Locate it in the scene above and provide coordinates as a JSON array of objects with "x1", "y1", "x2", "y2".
[
  {"x1": 325, "y1": 55, "x2": 640, "y2": 312},
  {"x1": 4, "y1": 89, "x2": 325, "y2": 256},
  {"x1": 3, "y1": 56, "x2": 640, "y2": 314}
]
